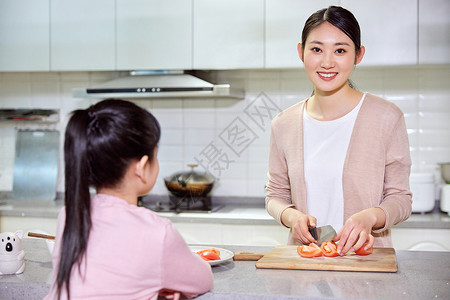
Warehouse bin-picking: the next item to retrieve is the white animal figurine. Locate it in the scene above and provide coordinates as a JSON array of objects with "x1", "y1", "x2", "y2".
[{"x1": 0, "y1": 230, "x2": 25, "y2": 275}]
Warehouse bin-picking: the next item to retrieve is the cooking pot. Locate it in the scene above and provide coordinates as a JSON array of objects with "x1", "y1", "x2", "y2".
[{"x1": 164, "y1": 164, "x2": 215, "y2": 197}]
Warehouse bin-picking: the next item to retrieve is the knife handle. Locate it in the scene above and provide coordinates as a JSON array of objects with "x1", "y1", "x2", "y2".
[
  {"x1": 308, "y1": 226, "x2": 318, "y2": 240},
  {"x1": 233, "y1": 252, "x2": 265, "y2": 261}
]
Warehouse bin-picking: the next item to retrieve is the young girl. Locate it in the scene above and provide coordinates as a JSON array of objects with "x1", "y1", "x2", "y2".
[
  {"x1": 265, "y1": 6, "x2": 412, "y2": 255},
  {"x1": 45, "y1": 99, "x2": 213, "y2": 299}
]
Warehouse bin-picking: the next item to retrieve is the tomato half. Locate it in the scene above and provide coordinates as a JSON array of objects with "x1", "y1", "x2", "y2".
[
  {"x1": 354, "y1": 241, "x2": 373, "y2": 255},
  {"x1": 198, "y1": 251, "x2": 221, "y2": 261},
  {"x1": 197, "y1": 248, "x2": 221, "y2": 261},
  {"x1": 320, "y1": 241, "x2": 339, "y2": 257},
  {"x1": 197, "y1": 248, "x2": 220, "y2": 256},
  {"x1": 297, "y1": 243, "x2": 323, "y2": 258}
]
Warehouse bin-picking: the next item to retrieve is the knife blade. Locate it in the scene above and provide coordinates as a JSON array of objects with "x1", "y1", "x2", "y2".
[{"x1": 308, "y1": 225, "x2": 337, "y2": 245}]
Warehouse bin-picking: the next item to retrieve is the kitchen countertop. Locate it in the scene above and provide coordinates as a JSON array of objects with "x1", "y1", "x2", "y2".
[
  {"x1": 0, "y1": 197, "x2": 449, "y2": 229},
  {"x1": 0, "y1": 238, "x2": 449, "y2": 300}
]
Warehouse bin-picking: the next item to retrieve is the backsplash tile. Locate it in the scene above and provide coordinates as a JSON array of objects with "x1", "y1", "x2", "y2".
[{"x1": 0, "y1": 66, "x2": 449, "y2": 198}]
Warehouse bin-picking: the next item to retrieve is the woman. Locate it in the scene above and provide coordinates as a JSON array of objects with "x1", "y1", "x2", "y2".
[{"x1": 265, "y1": 6, "x2": 412, "y2": 255}]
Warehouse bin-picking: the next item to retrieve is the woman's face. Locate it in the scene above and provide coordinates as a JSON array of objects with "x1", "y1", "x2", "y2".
[{"x1": 298, "y1": 22, "x2": 364, "y2": 95}]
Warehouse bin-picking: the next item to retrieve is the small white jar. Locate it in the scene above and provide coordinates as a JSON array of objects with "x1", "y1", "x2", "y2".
[{"x1": 410, "y1": 173, "x2": 435, "y2": 213}]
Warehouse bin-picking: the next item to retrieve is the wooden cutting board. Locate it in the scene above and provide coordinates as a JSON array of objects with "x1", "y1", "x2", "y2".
[{"x1": 255, "y1": 245, "x2": 397, "y2": 272}]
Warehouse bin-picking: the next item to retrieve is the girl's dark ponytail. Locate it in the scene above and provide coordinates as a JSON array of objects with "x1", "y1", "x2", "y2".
[
  {"x1": 56, "y1": 99, "x2": 160, "y2": 299},
  {"x1": 57, "y1": 109, "x2": 92, "y2": 299}
]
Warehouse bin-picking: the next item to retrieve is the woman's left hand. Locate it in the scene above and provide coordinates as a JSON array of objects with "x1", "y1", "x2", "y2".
[{"x1": 333, "y1": 209, "x2": 379, "y2": 255}]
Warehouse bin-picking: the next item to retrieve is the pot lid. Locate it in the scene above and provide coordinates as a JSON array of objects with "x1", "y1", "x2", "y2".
[{"x1": 164, "y1": 164, "x2": 215, "y2": 185}]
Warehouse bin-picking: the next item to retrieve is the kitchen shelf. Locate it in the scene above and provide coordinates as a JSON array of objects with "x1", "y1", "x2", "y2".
[{"x1": 0, "y1": 109, "x2": 59, "y2": 123}]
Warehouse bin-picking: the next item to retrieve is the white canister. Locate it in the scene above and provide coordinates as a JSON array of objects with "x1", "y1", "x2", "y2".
[{"x1": 410, "y1": 173, "x2": 435, "y2": 213}]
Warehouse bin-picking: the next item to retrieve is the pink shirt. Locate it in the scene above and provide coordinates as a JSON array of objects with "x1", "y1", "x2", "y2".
[{"x1": 45, "y1": 194, "x2": 213, "y2": 299}]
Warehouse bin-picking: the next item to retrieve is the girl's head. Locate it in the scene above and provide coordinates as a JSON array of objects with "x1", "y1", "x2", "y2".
[
  {"x1": 65, "y1": 98, "x2": 160, "y2": 192},
  {"x1": 58, "y1": 99, "x2": 160, "y2": 299},
  {"x1": 301, "y1": 6, "x2": 362, "y2": 55}
]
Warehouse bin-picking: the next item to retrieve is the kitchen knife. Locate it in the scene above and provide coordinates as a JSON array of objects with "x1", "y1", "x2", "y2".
[{"x1": 308, "y1": 225, "x2": 337, "y2": 245}]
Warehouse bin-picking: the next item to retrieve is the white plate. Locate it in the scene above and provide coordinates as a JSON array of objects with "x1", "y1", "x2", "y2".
[{"x1": 189, "y1": 246, "x2": 234, "y2": 266}]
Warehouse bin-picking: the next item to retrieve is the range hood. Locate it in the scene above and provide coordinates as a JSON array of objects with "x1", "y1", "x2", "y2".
[{"x1": 72, "y1": 71, "x2": 244, "y2": 99}]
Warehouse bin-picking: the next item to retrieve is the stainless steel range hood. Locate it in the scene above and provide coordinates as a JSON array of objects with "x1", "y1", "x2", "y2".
[{"x1": 72, "y1": 71, "x2": 244, "y2": 99}]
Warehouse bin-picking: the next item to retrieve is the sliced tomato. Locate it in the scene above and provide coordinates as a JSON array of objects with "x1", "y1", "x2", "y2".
[
  {"x1": 198, "y1": 251, "x2": 221, "y2": 261},
  {"x1": 320, "y1": 241, "x2": 339, "y2": 257},
  {"x1": 196, "y1": 248, "x2": 221, "y2": 261},
  {"x1": 297, "y1": 243, "x2": 323, "y2": 258},
  {"x1": 354, "y1": 241, "x2": 373, "y2": 255},
  {"x1": 197, "y1": 248, "x2": 220, "y2": 256}
]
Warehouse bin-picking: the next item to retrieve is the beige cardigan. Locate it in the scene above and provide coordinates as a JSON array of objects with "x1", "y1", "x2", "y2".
[{"x1": 265, "y1": 93, "x2": 412, "y2": 247}]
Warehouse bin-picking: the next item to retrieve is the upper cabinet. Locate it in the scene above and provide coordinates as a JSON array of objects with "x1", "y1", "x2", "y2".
[
  {"x1": 0, "y1": 1, "x2": 448, "y2": 72},
  {"x1": 116, "y1": 0, "x2": 192, "y2": 70},
  {"x1": 341, "y1": 0, "x2": 418, "y2": 66},
  {"x1": 265, "y1": 0, "x2": 338, "y2": 69},
  {"x1": 193, "y1": 0, "x2": 264, "y2": 69},
  {"x1": 51, "y1": 0, "x2": 115, "y2": 71},
  {"x1": 418, "y1": 0, "x2": 450, "y2": 64},
  {"x1": 0, "y1": 0, "x2": 50, "y2": 71}
]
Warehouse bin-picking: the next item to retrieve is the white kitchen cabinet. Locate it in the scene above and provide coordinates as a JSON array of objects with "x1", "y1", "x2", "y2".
[
  {"x1": 341, "y1": 0, "x2": 418, "y2": 66},
  {"x1": 265, "y1": 0, "x2": 338, "y2": 69},
  {"x1": 116, "y1": 0, "x2": 192, "y2": 70},
  {"x1": 193, "y1": 0, "x2": 264, "y2": 69},
  {"x1": 418, "y1": 0, "x2": 450, "y2": 64},
  {"x1": 173, "y1": 222, "x2": 289, "y2": 246},
  {"x1": 50, "y1": 0, "x2": 115, "y2": 71},
  {"x1": 0, "y1": 0, "x2": 50, "y2": 71}
]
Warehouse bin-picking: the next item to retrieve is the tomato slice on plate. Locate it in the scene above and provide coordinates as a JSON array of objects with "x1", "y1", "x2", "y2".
[
  {"x1": 354, "y1": 241, "x2": 373, "y2": 255},
  {"x1": 196, "y1": 248, "x2": 221, "y2": 261},
  {"x1": 199, "y1": 251, "x2": 221, "y2": 261},
  {"x1": 197, "y1": 248, "x2": 220, "y2": 256},
  {"x1": 297, "y1": 243, "x2": 323, "y2": 258},
  {"x1": 320, "y1": 241, "x2": 339, "y2": 257}
]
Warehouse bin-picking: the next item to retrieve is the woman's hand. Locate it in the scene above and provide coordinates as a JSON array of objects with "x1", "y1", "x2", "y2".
[
  {"x1": 334, "y1": 207, "x2": 385, "y2": 255},
  {"x1": 281, "y1": 208, "x2": 317, "y2": 245}
]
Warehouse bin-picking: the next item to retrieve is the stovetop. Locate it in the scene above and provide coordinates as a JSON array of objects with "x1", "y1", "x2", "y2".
[{"x1": 139, "y1": 195, "x2": 224, "y2": 214}]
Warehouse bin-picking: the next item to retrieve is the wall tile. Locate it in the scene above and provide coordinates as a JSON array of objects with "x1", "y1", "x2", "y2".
[
  {"x1": 420, "y1": 112, "x2": 450, "y2": 130},
  {"x1": 0, "y1": 66, "x2": 449, "y2": 196},
  {"x1": 157, "y1": 145, "x2": 183, "y2": 162},
  {"x1": 248, "y1": 161, "x2": 269, "y2": 181},
  {"x1": 153, "y1": 111, "x2": 183, "y2": 129},
  {"x1": 247, "y1": 179, "x2": 267, "y2": 197},
  {"x1": 160, "y1": 129, "x2": 183, "y2": 145},
  {"x1": 183, "y1": 101, "x2": 215, "y2": 129},
  {"x1": 213, "y1": 179, "x2": 248, "y2": 197}
]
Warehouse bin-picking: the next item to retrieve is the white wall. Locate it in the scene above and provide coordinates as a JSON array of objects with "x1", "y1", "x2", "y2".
[{"x1": 0, "y1": 66, "x2": 449, "y2": 198}]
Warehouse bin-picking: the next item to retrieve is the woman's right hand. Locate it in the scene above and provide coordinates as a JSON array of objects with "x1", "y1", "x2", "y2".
[{"x1": 281, "y1": 208, "x2": 317, "y2": 245}]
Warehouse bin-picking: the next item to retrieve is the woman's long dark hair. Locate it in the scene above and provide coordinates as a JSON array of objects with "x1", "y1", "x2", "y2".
[
  {"x1": 301, "y1": 6, "x2": 362, "y2": 92},
  {"x1": 57, "y1": 99, "x2": 160, "y2": 299},
  {"x1": 301, "y1": 6, "x2": 361, "y2": 54}
]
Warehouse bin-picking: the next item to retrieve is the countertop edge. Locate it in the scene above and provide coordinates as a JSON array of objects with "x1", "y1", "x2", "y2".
[{"x1": 0, "y1": 198, "x2": 449, "y2": 229}]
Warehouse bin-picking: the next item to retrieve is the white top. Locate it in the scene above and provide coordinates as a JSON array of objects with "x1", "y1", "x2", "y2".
[{"x1": 303, "y1": 93, "x2": 365, "y2": 231}]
